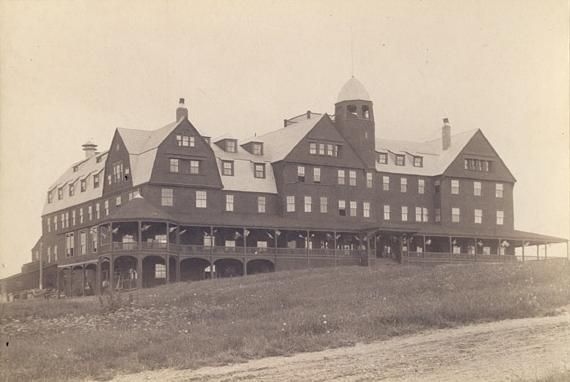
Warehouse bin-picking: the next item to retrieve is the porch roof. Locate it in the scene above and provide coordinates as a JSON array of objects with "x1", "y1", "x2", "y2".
[{"x1": 104, "y1": 196, "x2": 174, "y2": 222}]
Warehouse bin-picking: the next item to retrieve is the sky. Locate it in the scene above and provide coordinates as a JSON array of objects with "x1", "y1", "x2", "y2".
[{"x1": 0, "y1": 0, "x2": 568, "y2": 277}]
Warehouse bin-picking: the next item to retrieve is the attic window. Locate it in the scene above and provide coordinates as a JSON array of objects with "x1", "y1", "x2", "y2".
[
  {"x1": 413, "y1": 156, "x2": 423, "y2": 167},
  {"x1": 254, "y1": 163, "x2": 266, "y2": 179},
  {"x1": 48, "y1": 190, "x2": 54, "y2": 204},
  {"x1": 395, "y1": 154, "x2": 405, "y2": 166},
  {"x1": 176, "y1": 135, "x2": 194, "y2": 147},
  {"x1": 226, "y1": 140, "x2": 237, "y2": 153},
  {"x1": 362, "y1": 105, "x2": 370, "y2": 119},
  {"x1": 377, "y1": 153, "x2": 388, "y2": 164},
  {"x1": 347, "y1": 104, "x2": 357, "y2": 117},
  {"x1": 252, "y1": 142, "x2": 263, "y2": 155},
  {"x1": 93, "y1": 174, "x2": 100, "y2": 188},
  {"x1": 69, "y1": 184, "x2": 75, "y2": 197},
  {"x1": 222, "y1": 160, "x2": 234, "y2": 176},
  {"x1": 80, "y1": 179, "x2": 87, "y2": 192}
]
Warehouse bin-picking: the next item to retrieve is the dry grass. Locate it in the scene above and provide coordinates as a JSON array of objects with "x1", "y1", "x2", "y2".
[{"x1": 1, "y1": 261, "x2": 569, "y2": 381}]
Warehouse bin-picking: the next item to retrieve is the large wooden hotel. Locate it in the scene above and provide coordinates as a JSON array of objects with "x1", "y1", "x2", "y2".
[{"x1": 2, "y1": 78, "x2": 567, "y2": 296}]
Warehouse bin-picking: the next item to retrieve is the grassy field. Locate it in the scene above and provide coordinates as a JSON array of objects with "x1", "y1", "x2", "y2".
[{"x1": 1, "y1": 261, "x2": 569, "y2": 381}]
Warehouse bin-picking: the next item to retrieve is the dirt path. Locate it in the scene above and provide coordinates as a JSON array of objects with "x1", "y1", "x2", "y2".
[{"x1": 104, "y1": 313, "x2": 570, "y2": 382}]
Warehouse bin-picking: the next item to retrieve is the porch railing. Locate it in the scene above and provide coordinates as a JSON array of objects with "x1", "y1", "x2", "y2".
[{"x1": 404, "y1": 251, "x2": 517, "y2": 263}]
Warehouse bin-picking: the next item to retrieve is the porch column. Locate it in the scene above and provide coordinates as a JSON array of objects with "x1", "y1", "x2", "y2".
[
  {"x1": 165, "y1": 255, "x2": 170, "y2": 284},
  {"x1": 95, "y1": 258, "x2": 101, "y2": 296},
  {"x1": 544, "y1": 242, "x2": 548, "y2": 259},
  {"x1": 448, "y1": 236, "x2": 452, "y2": 258},
  {"x1": 536, "y1": 244, "x2": 539, "y2": 260},
  {"x1": 136, "y1": 255, "x2": 143, "y2": 289},
  {"x1": 474, "y1": 237, "x2": 478, "y2": 261},
  {"x1": 209, "y1": 226, "x2": 214, "y2": 279},
  {"x1": 56, "y1": 268, "x2": 60, "y2": 299},
  {"x1": 166, "y1": 222, "x2": 170, "y2": 251},
  {"x1": 274, "y1": 229, "x2": 278, "y2": 265},
  {"x1": 243, "y1": 227, "x2": 247, "y2": 276},
  {"x1": 422, "y1": 235, "x2": 426, "y2": 258},
  {"x1": 333, "y1": 231, "x2": 337, "y2": 267},
  {"x1": 109, "y1": 255, "x2": 114, "y2": 295},
  {"x1": 82, "y1": 265, "x2": 86, "y2": 297},
  {"x1": 68, "y1": 267, "x2": 73, "y2": 297},
  {"x1": 306, "y1": 230, "x2": 310, "y2": 269},
  {"x1": 521, "y1": 241, "x2": 525, "y2": 262},
  {"x1": 138, "y1": 221, "x2": 142, "y2": 250},
  {"x1": 497, "y1": 239, "x2": 501, "y2": 257},
  {"x1": 175, "y1": 255, "x2": 181, "y2": 282}
]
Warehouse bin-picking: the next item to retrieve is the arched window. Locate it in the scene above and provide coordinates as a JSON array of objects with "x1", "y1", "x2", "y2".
[{"x1": 362, "y1": 105, "x2": 370, "y2": 119}]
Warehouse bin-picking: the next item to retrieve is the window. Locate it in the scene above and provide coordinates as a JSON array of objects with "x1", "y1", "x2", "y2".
[
  {"x1": 383, "y1": 205, "x2": 391, "y2": 220},
  {"x1": 257, "y1": 241, "x2": 267, "y2": 248},
  {"x1": 90, "y1": 227, "x2": 98, "y2": 253},
  {"x1": 362, "y1": 105, "x2": 370, "y2": 119},
  {"x1": 79, "y1": 208, "x2": 84, "y2": 224},
  {"x1": 203, "y1": 234, "x2": 214, "y2": 247},
  {"x1": 382, "y1": 176, "x2": 390, "y2": 191},
  {"x1": 104, "y1": 200, "x2": 109, "y2": 216},
  {"x1": 96, "y1": 203, "x2": 100, "y2": 219},
  {"x1": 53, "y1": 245, "x2": 58, "y2": 260},
  {"x1": 496, "y1": 210, "x2": 504, "y2": 225},
  {"x1": 435, "y1": 208, "x2": 441, "y2": 223},
  {"x1": 71, "y1": 210, "x2": 76, "y2": 226},
  {"x1": 401, "y1": 206, "x2": 408, "y2": 221},
  {"x1": 176, "y1": 135, "x2": 194, "y2": 147},
  {"x1": 423, "y1": 208, "x2": 429, "y2": 222},
  {"x1": 313, "y1": 167, "x2": 321, "y2": 183},
  {"x1": 65, "y1": 232, "x2": 74, "y2": 257},
  {"x1": 222, "y1": 160, "x2": 234, "y2": 176},
  {"x1": 80, "y1": 231, "x2": 87, "y2": 255},
  {"x1": 347, "y1": 104, "x2": 357, "y2": 115},
  {"x1": 65, "y1": 212, "x2": 69, "y2": 227},
  {"x1": 258, "y1": 196, "x2": 266, "y2": 213},
  {"x1": 320, "y1": 197, "x2": 327, "y2": 213},
  {"x1": 116, "y1": 196, "x2": 122, "y2": 207},
  {"x1": 60, "y1": 214, "x2": 64, "y2": 229},
  {"x1": 413, "y1": 156, "x2": 423, "y2": 167},
  {"x1": 47, "y1": 218, "x2": 51, "y2": 233},
  {"x1": 326, "y1": 144, "x2": 333, "y2": 156},
  {"x1": 254, "y1": 163, "x2": 266, "y2": 178},
  {"x1": 363, "y1": 202, "x2": 370, "y2": 218},
  {"x1": 349, "y1": 170, "x2": 356, "y2": 186},
  {"x1": 415, "y1": 207, "x2": 422, "y2": 222},
  {"x1": 155, "y1": 264, "x2": 166, "y2": 279},
  {"x1": 48, "y1": 190, "x2": 54, "y2": 204},
  {"x1": 400, "y1": 177, "x2": 407, "y2": 193},
  {"x1": 69, "y1": 184, "x2": 75, "y2": 197},
  {"x1": 58, "y1": 187, "x2": 63, "y2": 200},
  {"x1": 225, "y1": 194, "x2": 234, "y2": 212},
  {"x1": 474, "y1": 209, "x2": 483, "y2": 224},
  {"x1": 93, "y1": 174, "x2": 100, "y2": 188},
  {"x1": 128, "y1": 189, "x2": 139, "y2": 200},
  {"x1": 112, "y1": 161, "x2": 124, "y2": 183},
  {"x1": 252, "y1": 143, "x2": 262, "y2": 155},
  {"x1": 496, "y1": 183, "x2": 504, "y2": 198},
  {"x1": 81, "y1": 179, "x2": 87, "y2": 192},
  {"x1": 452, "y1": 207, "x2": 460, "y2": 223},
  {"x1": 226, "y1": 140, "x2": 236, "y2": 153},
  {"x1": 378, "y1": 153, "x2": 388, "y2": 164},
  {"x1": 474, "y1": 181, "x2": 481, "y2": 196},
  {"x1": 170, "y1": 159, "x2": 179, "y2": 173},
  {"x1": 337, "y1": 169, "x2": 345, "y2": 185},
  {"x1": 286, "y1": 196, "x2": 295, "y2": 212},
  {"x1": 451, "y1": 179, "x2": 460, "y2": 194},
  {"x1": 435, "y1": 180, "x2": 441, "y2": 193},
  {"x1": 297, "y1": 166, "x2": 305, "y2": 182},
  {"x1": 309, "y1": 142, "x2": 317, "y2": 155},
  {"x1": 395, "y1": 154, "x2": 405, "y2": 166},
  {"x1": 360, "y1": 173, "x2": 371, "y2": 189},
  {"x1": 54, "y1": 216, "x2": 58, "y2": 231},
  {"x1": 190, "y1": 160, "x2": 200, "y2": 175},
  {"x1": 319, "y1": 143, "x2": 325, "y2": 155},
  {"x1": 465, "y1": 158, "x2": 492, "y2": 172},
  {"x1": 196, "y1": 191, "x2": 207, "y2": 208},
  {"x1": 225, "y1": 240, "x2": 236, "y2": 248},
  {"x1": 338, "y1": 200, "x2": 346, "y2": 216},
  {"x1": 161, "y1": 188, "x2": 173, "y2": 206},
  {"x1": 418, "y1": 179, "x2": 425, "y2": 194},
  {"x1": 47, "y1": 247, "x2": 51, "y2": 263},
  {"x1": 349, "y1": 201, "x2": 357, "y2": 216},
  {"x1": 304, "y1": 196, "x2": 312, "y2": 212}
]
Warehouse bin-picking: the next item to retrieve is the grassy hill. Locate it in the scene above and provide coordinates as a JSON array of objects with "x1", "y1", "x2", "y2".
[{"x1": 1, "y1": 261, "x2": 569, "y2": 381}]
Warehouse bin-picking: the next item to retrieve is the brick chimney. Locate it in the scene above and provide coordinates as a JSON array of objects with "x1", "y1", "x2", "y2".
[
  {"x1": 176, "y1": 98, "x2": 188, "y2": 121},
  {"x1": 82, "y1": 141, "x2": 98, "y2": 159},
  {"x1": 442, "y1": 118, "x2": 451, "y2": 150},
  {"x1": 306, "y1": 110, "x2": 312, "y2": 119}
]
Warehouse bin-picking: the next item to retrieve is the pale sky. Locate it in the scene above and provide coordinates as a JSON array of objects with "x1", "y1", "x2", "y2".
[{"x1": 0, "y1": 0, "x2": 568, "y2": 277}]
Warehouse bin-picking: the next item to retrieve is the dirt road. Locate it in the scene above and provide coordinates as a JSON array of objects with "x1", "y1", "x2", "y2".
[{"x1": 104, "y1": 312, "x2": 570, "y2": 382}]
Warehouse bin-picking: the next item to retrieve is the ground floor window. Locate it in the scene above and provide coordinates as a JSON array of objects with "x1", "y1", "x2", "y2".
[{"x1": 155, "y1": 264, "x2": 166, "y2": 279}]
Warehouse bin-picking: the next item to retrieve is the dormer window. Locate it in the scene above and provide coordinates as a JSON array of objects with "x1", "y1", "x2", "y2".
[
  {"x1": 69, "y1": 184, "x2": 75, "y2": 197},
  {"x1": 362, "y1": 105, "x2": 370, "y2": 119},
  {"x1": 395, "y1": 154, "x2": 405, "y2": 166},
  {"x1": 226, "y1": 140, "x2": 237, "y2": 153},
  {"x1": 252, "y1": 143, "x2": 263, "y2": 155},
  {"x1": 58, "y1": 187, "x2": 63, "y2": 200},
  {"x1": 80, "y1": 179, "x2": 87, "y2": 192},
  {"x1": 377, "y1": 152, "x2": 388, "y2": 164},
  {"x1": 222, "y1": 160, "x2": 234, "y2": 176},
  {"x1": 93, "y1": 174, "x2": 100, "y2": 188},
  {"x1": 73, "y1": 165, "x2": 79, "y2": 172},
  {"x1": 48, "y1": 190, "x2": 54, "y2": 204},
  {"x1": 413, "y1": 156, "x2": 423, "y2": 167}
]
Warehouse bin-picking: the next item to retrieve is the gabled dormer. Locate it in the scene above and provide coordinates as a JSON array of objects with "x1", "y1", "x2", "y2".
[
  {"x1": 215, "y1": 135, "x2": 238, "y2": 153},
  {"x1": 241, "y1": 141, "x2": 264, "y2": 156}
]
